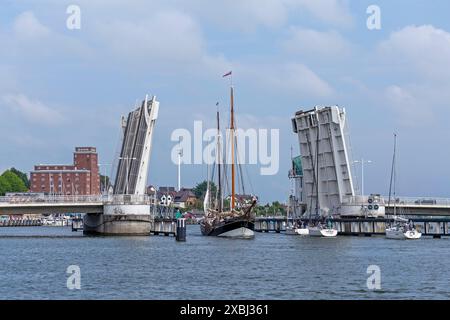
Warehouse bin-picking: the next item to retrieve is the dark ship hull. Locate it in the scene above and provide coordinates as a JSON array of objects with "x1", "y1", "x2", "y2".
[{"x1": 200, "y1": 217, "x2": 254, "y2": 238}]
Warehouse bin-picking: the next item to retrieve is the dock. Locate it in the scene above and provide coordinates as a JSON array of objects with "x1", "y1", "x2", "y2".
[
  {"x1": 0, "y1": 218, "x2": 43, "y2": 227},
  {"x1": 150, "y1": 218, "x2": 177, "y2": 236},
  {"x1": 255, "y1": 217, "x2": 450, "y2": 238}
]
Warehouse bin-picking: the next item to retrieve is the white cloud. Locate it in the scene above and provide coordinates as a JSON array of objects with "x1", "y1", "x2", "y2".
[
  {"x1": 0, "y1": 10, "x2": 91, "y2": 61},
  {"x1": 8, "y1": 134, "x2": 46, "y2": 148},
  {"x1": 375, "y1": 25, "x2": 450, "y2": 126},
  {"x1": 13, "y1": 11, "x2": 50, "y2": 39},
  {"x1": 186, "y1": 0, "x2": 288, "y2": 32},
  {"x1": 92, "y1": 10, "x2": 229, "y2": 74},
  {"x1": 171, "y1": 0, "x2": 352, "y2": 32},
  {"x1": 378, "y1": 25, "x2": 450, "y2": 82},
  {"x1": 243, "y1": 63, "x2": 334, "y2": 98},
  {"x1": 384, "y1": 85, "x2": 434, "y2": 126},
  {"x1": 294, "y1": 0, "x2": 353, "y2": 27},
  {"x1": 1, "y1": 94, "x2": 66, "y2": 125},
  {"x1": 282, "y1": 27, "x2": 352, "y2": 58}
]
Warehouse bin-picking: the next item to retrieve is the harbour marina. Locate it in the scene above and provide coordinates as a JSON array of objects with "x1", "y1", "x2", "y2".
[{"x1": 255, "y1": 216, "x2": 450, "y2": 238}]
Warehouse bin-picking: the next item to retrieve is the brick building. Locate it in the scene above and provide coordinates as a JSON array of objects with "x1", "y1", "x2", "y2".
[{"x1": 30, "y1": 147, "x2": 100, "y2": 195}]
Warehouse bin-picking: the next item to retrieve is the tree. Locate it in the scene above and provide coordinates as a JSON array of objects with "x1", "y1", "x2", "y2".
[
  {"x1": 0, "y1": 176, "x2": 12, "y2": 196},
  {"x1": 253, "y1": 201, "x2": 287, "y2": 217},
  {"x1": 193, "y1": 180, "x2": 217, "y2": 200},
  {"x1": 1, "y1": 170, "x2": 28, "y2": 195},
  {"x1": 100, "y1": 175, "x2": 110, "y2": 193},
  {"x1": 10, "y1": 167, "x2": 30, "y2": 189}
]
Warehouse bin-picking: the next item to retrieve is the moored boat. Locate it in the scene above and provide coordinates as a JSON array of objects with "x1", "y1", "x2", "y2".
[
  {"x1": 385, "y1": 218, "x2": 422, "y2": 240},
  {"x1": 308, "y1": 223, "x2": 338, "y2": 238},
  {"x1": 385, "y1": 134, "x2": 422, "y2": 240}
]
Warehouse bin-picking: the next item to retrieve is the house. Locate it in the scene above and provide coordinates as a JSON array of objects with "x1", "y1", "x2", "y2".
[
  {"x1": 158, "y1": 187, "x2": 177, "y2": 206},
  {"x1": 173, "y1": 188, "x2": 197, "y2": 208},
  {"x1": 146, "y1": 186, "x2": 198, "y2": 207},
  {"x1": 225, "y1": 194, "x2": 257, "y2": 208}
]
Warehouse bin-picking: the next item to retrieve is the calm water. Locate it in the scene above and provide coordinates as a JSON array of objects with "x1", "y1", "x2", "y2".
[{"x1": 0, "y1": 225, "x2": 449, "y2": 300}]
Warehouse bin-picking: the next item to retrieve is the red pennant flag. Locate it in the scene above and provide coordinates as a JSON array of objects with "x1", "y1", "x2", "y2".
[{"x1": 222, "y1": 71, "x2": 232, "y2": 77}]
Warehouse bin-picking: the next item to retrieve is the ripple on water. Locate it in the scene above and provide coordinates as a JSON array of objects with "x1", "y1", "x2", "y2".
[{"x1": 0, "y1": 226, "x2": 449, "y2": 299}]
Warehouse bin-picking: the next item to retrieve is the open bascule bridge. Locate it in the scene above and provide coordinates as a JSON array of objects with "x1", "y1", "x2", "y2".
[
  {"x1": 0, "y1": 94, "x2": 184, "y2": 238},
  {"x1": 256, "y1": 106, "x2": 450, "y2": 238}
]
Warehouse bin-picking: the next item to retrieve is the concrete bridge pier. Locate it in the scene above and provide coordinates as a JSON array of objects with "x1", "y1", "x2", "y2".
[{"x1": 83, "y1": 204, "x2": 152, "y2": 236}]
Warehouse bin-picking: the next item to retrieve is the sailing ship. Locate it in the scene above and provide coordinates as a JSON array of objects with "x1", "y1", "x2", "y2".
[
  {"x1": 385, "y1": 134, "x2": 422, "y2": 240},
  {"x1": 200, "y1": 71, "x2": 257, "y2": 239}
]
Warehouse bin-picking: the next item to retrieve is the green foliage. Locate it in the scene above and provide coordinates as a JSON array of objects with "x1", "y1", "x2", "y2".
[
  {"x1": 193, "y1": 180, "x2": 217, "y2": 200},
  {"x1": 100, "y1": 175, "x2": 110, "y2": 192},
  {"x1": 0, "y1": 170, "x2": 28, "y2": 195},
  {"x1": 0, "y1": 176, "x2": 12, "y2": 196},
  {"x1": 254, "y1": 201, "x2": 287, "y2": 217},
  {"x1": 185, "y1": 199, "x2": 204, "y2": 212},
  {"x1": 10, "y1": 168, "x2": 30, "y2": 189}
]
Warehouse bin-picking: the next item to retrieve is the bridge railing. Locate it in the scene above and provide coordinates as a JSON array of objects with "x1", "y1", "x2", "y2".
[
  {"x1": 340, "y1": 195, "x2": 450, "y2": 207},
  {"x1": 342, "y1": 195, "x2": 385, "y2": 205},
  {"x1": 0, "y1": 195, "x2": 104, "y2": 204},
  {"x1": 383, "y1": 196, "x2": 450, "y2": 207},
  {"x1": 0, "y1": 194, "x2": 158, "y2": 205},
  {"x1": 103, "y1": 194, "x2": 156, "y2": 205}
]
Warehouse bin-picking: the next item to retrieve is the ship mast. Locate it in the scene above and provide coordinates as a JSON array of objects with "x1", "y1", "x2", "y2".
[
  {"x1": 222, "y1": 71, "x2": 235, "y2": 211},
  {"x1": 230, "y1": 83, "x2": 236, "y2": 211},
  {"x1": 217, "y1": 109, "x2": 222, "y2": 212}
]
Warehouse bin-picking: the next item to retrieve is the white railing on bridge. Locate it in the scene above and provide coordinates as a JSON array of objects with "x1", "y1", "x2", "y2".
[
  {"x1": 340, "y1": 195, "x2": 450, "y2": 207},
  {"x1": 384, "y1": 196, "x2": 450, "y2": 207},
  {"x1": 103, "y1": 194, "x2": 156, "y2": 205},
  {"x1": 0, "y1": 194, "x2": 103, "y2": 204},
  {"x1": 0, "y1": 194, "x2": 157, "y2": 205}
]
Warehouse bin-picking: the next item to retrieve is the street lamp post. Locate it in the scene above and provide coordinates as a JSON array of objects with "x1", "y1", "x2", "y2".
[
  {"x1": 119, "y1": 157, "x2": 136, "y2": 194},
  {"x1": 177, "y1": 148, "x2": 182, "y2": 192},
  {"x1": 353, "y1": 158, "x2": 372, "y2": 196}
]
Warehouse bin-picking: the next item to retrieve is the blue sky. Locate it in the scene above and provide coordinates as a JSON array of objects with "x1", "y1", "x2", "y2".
[{"x1": 1, "y1": 0, "x2": 450, "y2": 203}]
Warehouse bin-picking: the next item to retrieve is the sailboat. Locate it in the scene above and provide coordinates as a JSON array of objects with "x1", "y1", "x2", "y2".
[
  {"x1": 285, "y1": 202, "x2": 309, "y2": 235},
  {"x1": 286, "y1": 149, "x2": 309, "y2": 236},
  {"x1": 308, "y1": 219, "x2": 338, "y2": 237},
  {"x1": 385, "y1": 134, "x2": 422, "y2": 240},
  {"x1": 200, "y1": 71, "x2": 257, "y2": 239}
]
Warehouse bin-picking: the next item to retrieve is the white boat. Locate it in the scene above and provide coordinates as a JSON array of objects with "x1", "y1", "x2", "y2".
[
  {"x1": 43, "y1": 218, "x2": 55, "y2": 226},
  {"x1": 217, "y1": 226, "x2": 254, "y2": 238},
  {"x1": 386, "y1": 224, "x2": 422, "y2": 240},
  {"x1": 308, "y1": 223, "x2": 337, "y2": 237},
  {"x1": 385, "y1": 134, "x2": 422, "y2": 240},
  {"x1": 286, "y1": 224, "x2": 309, "y2": 236}
]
